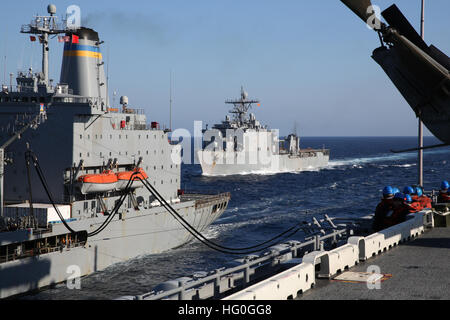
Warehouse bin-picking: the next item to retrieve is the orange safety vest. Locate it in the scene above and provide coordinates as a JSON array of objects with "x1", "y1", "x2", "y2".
[{"x1": 418, "y1": 196, "x2": 432, "y2": 209}]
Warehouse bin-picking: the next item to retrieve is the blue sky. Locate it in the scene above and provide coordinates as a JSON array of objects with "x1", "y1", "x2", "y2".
[{"x1": 1, "y1": 0, "x2": 449, "y2": 136}]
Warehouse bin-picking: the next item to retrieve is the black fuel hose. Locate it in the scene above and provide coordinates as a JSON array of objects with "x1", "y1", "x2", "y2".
[
  {"x1": 28, "y1": 151, "x2": 303, "y2": 253},
  {"x1": 28, "y1": 151, "x2": 138, "y2": 237},
  {"x1": 139, "y1": 177, "x2": 303, "y2": 255}
]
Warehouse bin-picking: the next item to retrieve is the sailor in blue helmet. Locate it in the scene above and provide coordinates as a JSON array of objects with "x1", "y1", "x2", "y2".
[
  {"x1": 383, "y1": 192, "x2": 411, "y2": 227},
  {"x1": 372, "y1": 186, "x2": 395, "y2": 232},
  {"x1": 403, "y1": 186, "x2": 414, "y2": 195},
  {"x1": 438, "y1": 181, "x2": 450, "y2": 203}
]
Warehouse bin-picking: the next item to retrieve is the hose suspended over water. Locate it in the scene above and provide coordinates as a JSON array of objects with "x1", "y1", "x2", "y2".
[
  {"x1": 138, "y1": 177, "x2": 304, "y2": 255},
  {"x1": 29, "y1": 150, "x2": 304, "y2": 254}
]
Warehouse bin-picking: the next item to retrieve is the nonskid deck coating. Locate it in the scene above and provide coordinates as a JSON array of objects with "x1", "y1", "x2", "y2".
[{"x1": 298, "y1": 227, "x2": 450, "y2": 300}]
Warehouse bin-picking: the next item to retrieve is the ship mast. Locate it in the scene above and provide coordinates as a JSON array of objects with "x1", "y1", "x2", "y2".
[
  {"x1": 225, "y1": 86, "x2": 260, "y2": 124},
  {"x1": 19, "y1": 4, "x2": 67, "y2": 87},
  {"x1": 418, "y1": 0, "x2": 425, "y2": 187}
]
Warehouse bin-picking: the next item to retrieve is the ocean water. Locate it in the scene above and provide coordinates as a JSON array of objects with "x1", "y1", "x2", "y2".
[{"x1": 25, "y1": 136, "x2": 450, "y2": 300}]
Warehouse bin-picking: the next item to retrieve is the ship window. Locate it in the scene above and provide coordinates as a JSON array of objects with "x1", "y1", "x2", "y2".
[
  {"x1": 110, "y1": 134, "x2": 112, "y2": 139},
  {"x1": 161, "y1": 180, "x2": 163, "y2": 185},
  {"x1": 154, "y1": 135, "x2": 156, "y2": 139},
  {"x1": 87, "y1": 152, "x2": 90, "y2": 157},
  {"x1": 119, "y1": 135, "x2": 121, "y2": 139},
  {"x1": 91, "y1": 201, "x2": 96, "y2": 210},
  {"x1": 109, "y1": 152, "x2": 112, "y2": 156},
  {"x1": 138, "y1": 135, "x2": 141, "y2": 139},
  {"x1": 146, "y1": 151, "x2": 148, "y2": 155},
  {"x1": 154, "y1": 150, "x2": 156, "y2": 155},
  {"x1": 84, "y1": 202, "x2": 88, "y2": 212},
  {"x1": 79, "y1": 153, "x2": 82, "y2": 157},
  {"x1": 126, "y1": 135, "x2": 128, "y2": 139},
  {"x1": 22, "y1": 97, "x2": 29, "y2": 102},
  {"x1": 100, "y1": 152, "x2": 102, "y2": 156},
  {"x1": 100, "y1": 135, "x2": 102, "y2": 139},
  {"x1": 154, "y1": 166, "x2": 156, "y2": 170},
  {"x1": 95, "y1": 135, "x2": 98, "y2": 139},
  {"x1": 161, "y1": 150, "x2": 164, "y2": 154},
  {"x1": 80, "y1": 135, "x2": 82, "y2": 139},
  {"x1": 125, "y1": 151, "x2": 128, "y2": 155},
  {"x1": 146, "y1": 135, "x2": 148, "y2": 139},
  {"x1": 39, "y1": 97, "x2": 45, "y2": 103},
  {"x1": 161, "y1": 165, "x2": 163, "y2": 169},
  {"x1": 138, "y1": 151, "x2": 140, "y2": 155},
  {"x1": 88, "y1": 135, "x2": 90, "y2": 139}
]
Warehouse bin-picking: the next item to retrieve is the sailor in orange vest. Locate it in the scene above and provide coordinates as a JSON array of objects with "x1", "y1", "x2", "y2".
[
  {"x1": 403, "y1": 186, "x2": 423, "y2": 212},
  {"x1": 437, "y1": 181, "x2": 450, "y2": 203},
  {"x1": 404, "y1": 194, "x2": 421, "y2": 214},
  {"x1": 415, "y1": 186, "x2": 432, "y2": 209},
  {"x1": 372, "y1": 186, "x2": 395, "y2": 232}
]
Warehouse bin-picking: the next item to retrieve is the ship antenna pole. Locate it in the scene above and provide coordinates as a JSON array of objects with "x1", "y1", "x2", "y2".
[
  {"x1": 169, "y1": 69, "x2": 173, "y2": 132},
  {"x1": 418, "y1": 0, "x2": 425, "y2": 187}
]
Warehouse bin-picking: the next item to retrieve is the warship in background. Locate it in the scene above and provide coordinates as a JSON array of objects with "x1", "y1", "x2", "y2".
[
  {"x1": 0, "y1": 5, "x2": 230, "y2": 299},
  {"x1": 119, "y1": 1, "x2": 450, "y2": 301},
  {"x1": 198, "y1": 87, "x2": 330, "y2": 176}
]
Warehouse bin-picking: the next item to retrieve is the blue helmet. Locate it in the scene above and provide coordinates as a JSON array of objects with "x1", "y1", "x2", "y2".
[
  {"x1": 441, "y1": 181, "x2": 449, "y2": 191},
  {"x1": 394, "y1": 192, "x2": 405, "y2": 200},
  {"x1": 416, "y1": 187, "x2": 423, "y2": 197},
  {"x1": 383, "y1": 186, "x2": 394, "y2": 198},
  {"x1": 405, "y1": 194, "x2": 412, "y2": 204},
  {"x1": 392, "y1": 187, "x2": 400, "y2": 194},
  {"x1": 403, "y1": 186, "x2": 414, "y2": 195}
]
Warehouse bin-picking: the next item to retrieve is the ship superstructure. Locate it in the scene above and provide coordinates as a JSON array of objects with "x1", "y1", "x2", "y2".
[
  {"x1": 0, "y1": 5, "x2": 230, "y2": 299},
  {"x1": 197, "y1": 87, "x2": 329, "y2": 175}
]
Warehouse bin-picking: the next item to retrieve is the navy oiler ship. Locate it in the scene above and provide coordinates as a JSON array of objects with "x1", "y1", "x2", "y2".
[{"x1": 0, "y1": 5, "x2": 230, "y2": 299}]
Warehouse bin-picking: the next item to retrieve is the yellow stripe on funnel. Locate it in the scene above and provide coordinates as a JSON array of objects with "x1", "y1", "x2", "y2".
[{"x1": 64, "y1": 50, "x2": 103, "y2": 59}]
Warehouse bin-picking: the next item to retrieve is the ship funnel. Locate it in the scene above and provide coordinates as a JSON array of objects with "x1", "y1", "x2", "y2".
[{"x1": 60, "y1": 27, "x2": 107, "y2": 108}]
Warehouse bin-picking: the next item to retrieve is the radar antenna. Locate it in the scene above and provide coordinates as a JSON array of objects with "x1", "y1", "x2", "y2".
[
  {"x1": 20, "y1": 4, "x2": 71, "y2": 87},
  {"x1": 225, "y1": 86, "x2": 260, "y2": 123}
]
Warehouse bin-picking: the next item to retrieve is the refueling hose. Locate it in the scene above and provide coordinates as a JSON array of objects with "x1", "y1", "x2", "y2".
[{"x1": 29, "y1": 151, "x2": 303, "y2": 254}]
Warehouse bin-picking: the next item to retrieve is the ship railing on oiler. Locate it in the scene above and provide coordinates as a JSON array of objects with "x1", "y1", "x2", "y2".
[
  {"x1": 180, "y1": 192, "x2": 231, "y2": 209},
  {"x1": 131, "y1": 228, "x2": 348, "y2": 300}
]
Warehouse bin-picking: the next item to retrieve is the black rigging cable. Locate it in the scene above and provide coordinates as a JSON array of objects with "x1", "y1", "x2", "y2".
[
  {"x1": 28, "y1": 150, "x2": 303, "y2": 254},
  {"x1": 27, "y1": 151, "x2": 138, "y2": 237},
  {"x1": 139, "y1": 177, "x2": 303, "y2": 255}
]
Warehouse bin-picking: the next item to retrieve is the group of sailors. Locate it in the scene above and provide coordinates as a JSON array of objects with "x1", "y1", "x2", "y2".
[{"x1": 373, "y1": 180, "x2": 450, "y2": 231}]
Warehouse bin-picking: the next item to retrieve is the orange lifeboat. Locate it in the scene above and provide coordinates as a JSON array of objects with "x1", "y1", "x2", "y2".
[
  {"x1": 77, "y1": 170, "x2": 118, "y2": 194},
  {"x1": 116, "y1": 168, "x2": 148, "y2": 190}
]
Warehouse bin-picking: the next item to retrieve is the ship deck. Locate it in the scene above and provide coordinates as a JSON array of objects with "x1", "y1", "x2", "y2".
[{"x1": 297, "y1": 226, "x2": 450, "y2": 300}]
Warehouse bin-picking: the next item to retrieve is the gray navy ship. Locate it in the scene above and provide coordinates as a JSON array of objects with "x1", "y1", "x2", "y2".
[
  {"x1": 0, "y1": 5, "x2": 230, "y2": 299},
  {"x1": 198, "y1": 87, "x2": 330, "y2": 176}
]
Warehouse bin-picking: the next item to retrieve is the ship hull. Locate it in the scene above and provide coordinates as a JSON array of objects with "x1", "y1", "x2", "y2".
[
  {"x1": 198, "y1": 150, "x2": 329, "y2": 176},
  {"x1": 0, "y1": 195, "x2": 229, "y2": 299}
]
